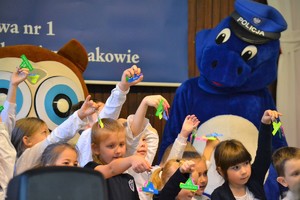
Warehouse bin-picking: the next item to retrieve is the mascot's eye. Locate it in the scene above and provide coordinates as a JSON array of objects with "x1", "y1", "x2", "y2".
[
  {"x1": 0, "y1": 72, "x2": 32, "y2": 119},
  {"x1": 215, "y1": 28, "x2": 231, "y2": 44},
  {"x1": 34, "y1": 76, "x2": 84, "y2": 130},
  {"x1": 241, "y1": 45, "x2": 257, "y2": 61}
]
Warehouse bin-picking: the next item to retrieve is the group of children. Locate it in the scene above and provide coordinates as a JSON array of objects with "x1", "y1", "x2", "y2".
[{"x1": 1, "y1": 65, "x2": 300, "y2": 200}]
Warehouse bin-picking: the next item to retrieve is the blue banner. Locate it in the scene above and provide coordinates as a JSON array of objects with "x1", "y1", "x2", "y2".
[{"x1": 0, "y1": 0, "x2": 188, "y2": 84}]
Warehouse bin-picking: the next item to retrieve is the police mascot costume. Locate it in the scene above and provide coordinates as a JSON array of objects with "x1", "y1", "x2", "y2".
[{"x1": 159, "y1": 0, "x2": 288, "y2": 199}]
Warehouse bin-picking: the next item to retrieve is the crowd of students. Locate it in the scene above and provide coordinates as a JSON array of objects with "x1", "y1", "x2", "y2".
[{"x1": 0, "y1": 65, "x2": 299, "y2": 200}]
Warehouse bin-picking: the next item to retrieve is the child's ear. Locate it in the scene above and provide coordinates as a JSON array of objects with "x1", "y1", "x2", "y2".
[
  {"x1": 22, "y1": 136, "x2": 32, "y2": 148},
  {"x1": 216, "y1": 166, "x2": 224, "y2": 177},
  {"x1": 277, "y1": 176, "x2": 288, "y2": 187},
  {"x1": 91, "y1": 143, "x2": 100, "y2": 155}
]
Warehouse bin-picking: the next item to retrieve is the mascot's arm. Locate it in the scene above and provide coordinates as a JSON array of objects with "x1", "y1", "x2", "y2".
[{"x1": 158, "y1": 80, "x2": 194, "y2": 162}]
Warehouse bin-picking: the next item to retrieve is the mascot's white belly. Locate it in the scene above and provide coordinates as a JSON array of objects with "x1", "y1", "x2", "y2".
[{"x1": 193, "y1": 115, "x2": 258, "y2": 194}]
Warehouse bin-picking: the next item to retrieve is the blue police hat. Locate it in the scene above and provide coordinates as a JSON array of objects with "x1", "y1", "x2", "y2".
[{"x1": 230, "y1": 0, "x2": 287, "y2": 44}]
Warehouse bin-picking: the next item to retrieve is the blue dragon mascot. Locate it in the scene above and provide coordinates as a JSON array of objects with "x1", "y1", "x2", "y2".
[{"x1": 159, "y1": 0, "x2": 288, "y2": 199}]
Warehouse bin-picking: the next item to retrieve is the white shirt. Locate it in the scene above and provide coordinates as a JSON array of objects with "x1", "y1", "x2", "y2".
[
  {"x1": 14, "y1": 110, "x2": 87, "y2": 175},
  {"x1": 0, "y1": 123, "x2": 16, "y2": 200}
]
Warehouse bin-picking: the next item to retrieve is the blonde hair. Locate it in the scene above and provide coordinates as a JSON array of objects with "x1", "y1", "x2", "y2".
[
  {"x1": 91, "y1": 118, "x2": 125, "y2": 164},
  {"x1": 160, "y1": 142, "x2": 199, "y2": 167},
  {"x1": 151, "y1": 159, "x2": 184, "y2": 190},
  {"x1": 272, "y1": 146, "x2": 300, "y2": 177},
  {"x1": 12, "y1": 117, "x2": 47, "y2": 157}
]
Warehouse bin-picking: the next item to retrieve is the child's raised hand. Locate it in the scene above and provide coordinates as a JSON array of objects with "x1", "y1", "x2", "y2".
[
  {"x1": 10, "y1": 67, "x2": 29, "y2": 86},
  {"x1": 179, "y1": 160, "x2": 195, "y2": 174},
  {"x1": 179, "y1": 115, "x2": 200, "y2": 138},
  {"x1": 142, "y1": 95, "x2": 170, "y2": 109},
  {"x1": 129, "y1": 155, "x2": 151, "y2": 173},
  {"x1": 261, "y1": 110, "x2": 282, "y2": 125},
  {"x1": 77, "y1": 95, "x2": 100, "y2": 120},
  {"x1": 118, "y1": 65, "x2": 143, "y2": 92}
]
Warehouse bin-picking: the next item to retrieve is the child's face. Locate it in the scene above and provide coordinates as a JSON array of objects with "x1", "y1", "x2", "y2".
[
  {"x1": 135, "y1": 135, "x2": 148, "y2": 158},
  {"x1": 54, "y1": 148, "x2": 78, "y2": 167},
  {"x1": 175, "y1": 159, "x2": 208, "y2": 200},
  {"x1": 97, "y1": 130, "x2": 126, "y2": 164},
  {"x1": 192, "y1": 159, "x2": 208, "y2": 196},
  {"x1": 281, "y1": 158, "x2": 300, "y2": 192},
  {"x1": 25, "y1": 124, "x2": 50, "y2": 148},
  {"x1": 226, "y1": 161, "x2": 251, "y2": 187}
]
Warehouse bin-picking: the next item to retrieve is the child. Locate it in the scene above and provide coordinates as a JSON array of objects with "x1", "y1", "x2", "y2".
[
  {"x1": 272, "y1": 146, "x2": 300, "y2": 200},
  {"x1": 11, "y1": 94, "x2": 100, "y2": 175},
  {"x1": 0, "y1": 67, "x2": 29, "y2": 199},
  {"x1": 84, "y1": 118, "x2": 151, "y2": 200},
  {"x1": 77, "y1": 65, "x2": 144, "y2": 166},
  {"x1": 40, "y1": 142, "x2": 79, "y2": 167},
  {"x1": 151, "y1": 151, "x2": 211, "y2": 200},
  {"x1": 39, "y1": 141, "x2": 149, "y2": 179},
  {"x1": 211, "y1": 110, "x2": 282, "y2": 200},
  {"x1": 151, "y1": 158, "x2": 208, "y2": 200}
]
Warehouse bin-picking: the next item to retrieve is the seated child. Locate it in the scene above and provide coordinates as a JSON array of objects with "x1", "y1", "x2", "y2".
[
  {"x1": 11, "y1": 95, "x2": 100, "y2": 175},
  {"x1": 272, "y1": 146, "x2": 300, "y2": 200},
  {"x1": 84, "y1": 118, "x2": 151, "y2": 200},
  {"x1": 0, "y1": 67, "x2": 29, "y2": 199},
  {"x1": 211, "y1": 110, "x2": 282, "y2": 200}
]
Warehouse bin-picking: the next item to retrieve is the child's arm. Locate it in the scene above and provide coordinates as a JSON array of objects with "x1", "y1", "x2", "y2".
[
  {"x1": 125, "y1": 95, "x2": 169, "y2": 164},
  {"x1": 0, "y1": 118, "x2": 17, "y2": 198},
  {"x1": 166, "y1": 115, "x2": 200, "y2": 161},
  {"x1": 50, "y1": 95, "x2": 99, "y2": 142},
  {"x1": 131, "y1": 95, "x2": 169, "y2": 137},
  {"x1": 92, "y1": 155, "x2": 151, "y2": 179},
  {"x1": 203, "y1": 138, "x2": 220, "y2": 167},
  {"x1": 99, "y1": 65, "x2": 143, "y2": 120},
  {"x1": 252, "y1": 110, "x2": 282, "y2": 184},
  {"x1": 15, "y1": 95, "x2": 99, "y2": 175},
  {"x1": 1, "y1": 67, "x2": 29, "y2": 134},
  {"x1": 158, "y1": 160, "x2": 195, "y2": 200}
]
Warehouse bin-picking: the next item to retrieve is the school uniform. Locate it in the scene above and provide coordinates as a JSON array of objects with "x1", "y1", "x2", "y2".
[{"x1": 84, "y1": 161, "x2": 139, "y2": 200}]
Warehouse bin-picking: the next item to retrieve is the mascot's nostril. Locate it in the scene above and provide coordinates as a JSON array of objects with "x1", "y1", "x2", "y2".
[
  {"x1": 211, "y1": 60, "x2": 218, "y2": 69},
  {"x1": 237, "y1": 67, "x2": 243, "y2": 75}
]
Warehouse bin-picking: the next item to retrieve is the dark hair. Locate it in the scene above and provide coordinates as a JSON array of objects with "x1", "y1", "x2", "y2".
[
  {"x1": 272, "y1": 146, "x2": 300, "y2": 177},
  {"x1": 40, "y1": 142, "x2": 78, "y2": 166},
  {"x1": 214, "y1": 139, "x2": 252, "y2": 180},
  {"x1": 12, "y1": 117, "x2": 47, "y2": 157}
]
